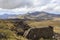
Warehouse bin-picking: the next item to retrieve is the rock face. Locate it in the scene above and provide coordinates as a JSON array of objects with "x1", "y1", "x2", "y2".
[
  {"x1": 24, "y1": 26, "x2": 54, "y2": 40},
  {"x1": 12, "y1": 19, "x2": 31, "y2": 36}
]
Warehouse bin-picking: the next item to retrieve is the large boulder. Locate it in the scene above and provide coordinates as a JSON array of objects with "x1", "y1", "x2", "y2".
[{"x1": 24, "y1": 26, "x2": 54, "y2": 40}]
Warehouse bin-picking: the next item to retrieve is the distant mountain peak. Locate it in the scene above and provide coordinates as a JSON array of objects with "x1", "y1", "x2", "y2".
[
  {"x1": 0, "y1": 11, "x2": 60, "y2": 21},
  {"x1": 23, "y1": 11, "x2": 60, "y2": 21}
]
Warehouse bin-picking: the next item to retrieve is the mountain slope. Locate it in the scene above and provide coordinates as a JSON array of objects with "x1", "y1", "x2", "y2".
[
  {"x1": 0, "y1": 11, "x2": 60, "y2": 21},
  {"x1": 0, "y1": 14, "x2": 21, "y2": 19},
  {"x1": 23, "y1": 11, "x2": 60, "y2": 21}
]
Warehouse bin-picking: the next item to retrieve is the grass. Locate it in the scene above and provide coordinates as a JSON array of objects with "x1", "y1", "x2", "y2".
[
  {"x1": 0, "y1": 20, "x2": 60, "y2": 40},
  {"x1": 0, "y1": 20, "x2": 28, "y2": 40},
  {"x1": 26, "y1": 20, "x2": 60, "y2": 34}
]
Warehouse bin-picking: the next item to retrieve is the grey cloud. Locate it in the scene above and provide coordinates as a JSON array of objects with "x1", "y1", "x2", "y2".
[
  {"x1": 0, "y1": 0, "x2": 51, "y2": 9},
  {"x1": 0, "y1": 0, "x2": 60, "y2": 14},
  {"x1": 0, "y1": 0, "x2": 33, "y2": 9}
]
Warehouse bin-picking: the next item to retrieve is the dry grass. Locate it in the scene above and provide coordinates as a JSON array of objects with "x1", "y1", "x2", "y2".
[
  {"x1": 0, "y1": 20, "x2": 60, "y2": 40},
  {"x1": 26, "y1": 20, "x2": 60, "y2": 34},
  {"x1": 0, "y1": 20, "x2": 28, "y2": 40}
]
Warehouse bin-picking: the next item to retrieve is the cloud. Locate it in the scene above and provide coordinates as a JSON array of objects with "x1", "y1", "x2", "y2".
[
  {"x1": 0, "y1": 0, "x2": 52, "y2": 9},
  {"x1": 0, "y1": 0, "x2": 33, "y2": 9},
  {"x1": 42, "y1": 0, "x2": 60, "y2": 14},
  {"x1": 0, "y1": 0, "x2": 60, "y2": 14}
]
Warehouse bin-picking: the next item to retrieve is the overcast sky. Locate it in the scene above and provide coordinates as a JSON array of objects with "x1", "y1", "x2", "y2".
[{"x1": 0, "y1": 0, "x2": 60, "y2": 14}]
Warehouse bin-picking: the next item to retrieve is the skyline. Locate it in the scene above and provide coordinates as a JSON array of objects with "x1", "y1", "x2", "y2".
[{"x1": 0, "y1": 0, "x2": 60, "y2": 14}]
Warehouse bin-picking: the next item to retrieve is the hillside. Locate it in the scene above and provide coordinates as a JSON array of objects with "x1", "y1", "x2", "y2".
[
  {"x1": 23, "y1": 11, "x2": 60, "y2": 21},
  {"x1": 0, "y1": 11, "x2": 60, "y2": 21},
  {"x1": 0, "y1": 19, "x2": 28, "y2": 40},
  {"x1": 26, "y1": 20, "x2": 60, "y2": 34},
  {"x1": 0, "y1": 19, "x2": 60, "y2": 40},
  {"x1": 0, "y1": 11, "x2": 60, "y2": 40}
]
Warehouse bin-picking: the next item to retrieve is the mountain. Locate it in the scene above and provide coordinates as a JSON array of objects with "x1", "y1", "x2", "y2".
[
  {"x1": 0, "y1": 14, "x2": 19, "y2": 19},
  {"x1": 0, "y1": 10, "x2": 24, "y2": 19},
  {"x1": 0, "y1": 11, "x2": 60, "y2": 21},
  {"x1": 23, "y1": 11, "x2": 60, "y2": 21}
]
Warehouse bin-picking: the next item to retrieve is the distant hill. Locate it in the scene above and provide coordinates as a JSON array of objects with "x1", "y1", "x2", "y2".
[
  {"x1": 23, "y1": 11, "x2": 60, "y2": 21},
  {"x1": 0, "y1": 11, "x2": 60, "y2": 21},
  {"x1": 0, "y1": 14, "x2": 20, "y2": 19}
]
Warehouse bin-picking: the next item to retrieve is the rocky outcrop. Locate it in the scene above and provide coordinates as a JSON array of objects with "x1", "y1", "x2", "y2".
[{"x1": 24, "y1": 26, "x2": 54, "y2": 40}]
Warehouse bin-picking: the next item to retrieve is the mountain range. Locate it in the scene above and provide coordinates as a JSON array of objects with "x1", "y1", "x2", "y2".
[
  {"x1": 0, "y1": 14, "x2": 18, "y2": 19},
  {"x1": 0, "y1": 11, "x2": 60, "y2": 21},
  {"x1": 23, "y1": 11, "x2": 60, "y2": 21}
]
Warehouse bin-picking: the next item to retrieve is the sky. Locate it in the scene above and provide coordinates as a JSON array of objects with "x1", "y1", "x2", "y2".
[{"x1": 0, "y1": 0, "x2": 60, "y2": 15}]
